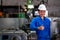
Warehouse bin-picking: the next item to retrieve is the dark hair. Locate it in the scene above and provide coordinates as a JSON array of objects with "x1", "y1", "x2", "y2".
[{"x1": 38, "y1": 9, "x2": 40, "y2": 11}]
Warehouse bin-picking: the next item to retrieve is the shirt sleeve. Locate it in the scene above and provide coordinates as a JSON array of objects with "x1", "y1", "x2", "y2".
[
  {"x1": 30, "y1": 18, "x2": 38, "y2": 31},
  {"x1": 49, "y1": 20, "x2": 51, "y2": 38}
]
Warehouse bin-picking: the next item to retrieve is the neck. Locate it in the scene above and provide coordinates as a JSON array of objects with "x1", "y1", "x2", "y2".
[{"x1": 41, "y1": 16, "x2": 44, "y2": 20}]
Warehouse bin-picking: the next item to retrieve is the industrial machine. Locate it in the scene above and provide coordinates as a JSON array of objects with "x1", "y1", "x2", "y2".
[
  {"x1": 0, "y1": 18, "x2": 27, "y2": 40},
  {"x1": 0, "y1": 0, "x2": 60, "y2": 40}
]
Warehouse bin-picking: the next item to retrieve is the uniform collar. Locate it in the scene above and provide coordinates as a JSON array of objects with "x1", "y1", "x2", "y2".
[{"x1": 38, "y1": 16, "x2": 46, "y2": 20}]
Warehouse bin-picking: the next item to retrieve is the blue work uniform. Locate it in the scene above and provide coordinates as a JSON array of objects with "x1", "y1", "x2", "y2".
[{"x1": 30, "y1": 16, "x2": 51, "y2": 40}]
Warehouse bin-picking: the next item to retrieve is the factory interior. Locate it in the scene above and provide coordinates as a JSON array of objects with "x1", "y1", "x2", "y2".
[{"x1": 0, "y1": 0, "x2": 60, "y2": 40}]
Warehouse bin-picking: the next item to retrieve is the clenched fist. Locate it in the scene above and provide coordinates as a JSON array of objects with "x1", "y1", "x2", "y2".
[{"x1": 38, "y1": 26, "x2": 44, "y2": 30}]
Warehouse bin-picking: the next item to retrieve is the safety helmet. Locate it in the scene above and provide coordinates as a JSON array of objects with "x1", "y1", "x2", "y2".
[{"x1": 38, "y1": 4, "x2": 47, "y2": 10}]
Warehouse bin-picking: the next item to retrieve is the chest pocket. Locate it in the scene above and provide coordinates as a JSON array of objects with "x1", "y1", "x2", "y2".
[
  {"x1": 36, "y1": 20, "x2": 43, "y2": 27},
  {"x1": 44, "y1": 21, "x2": 49, "y2": 27}
]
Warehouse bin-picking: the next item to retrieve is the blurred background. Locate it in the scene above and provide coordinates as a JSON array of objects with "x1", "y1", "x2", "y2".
[{"x1": 0, "y1": 0, "x2": 60, "y2": 40}]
